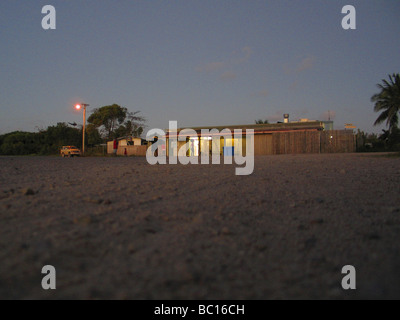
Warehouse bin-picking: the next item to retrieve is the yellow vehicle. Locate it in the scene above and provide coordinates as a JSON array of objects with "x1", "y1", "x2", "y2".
[{"x1": 60, "y1": 146, "x2": 81, "y2": 157}]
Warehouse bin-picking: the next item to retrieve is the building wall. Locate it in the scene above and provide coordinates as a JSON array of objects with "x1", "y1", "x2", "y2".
[
  {"x1": 119, "y1": 138, "x2": 142, "y2": 146},
  {"x1": 107, "y1": 138, "x2": 142, "y2": 154},
  {"x1": 163, "y1": 129, "x2": 356, "y2": 157},
  {"x1": 254, "y1": 134, "x2": 273, "y2": 155},
  {"x1": 107, "y1": 141, "x2": 114, "y2": 154},
  {"x1": 117, "y1": 145, "x2": 147, "y2": 156}
]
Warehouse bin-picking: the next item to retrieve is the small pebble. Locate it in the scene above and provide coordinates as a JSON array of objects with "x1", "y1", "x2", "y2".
[{"x1": 22, "y1": 188, "x2": 35, "y2": 196}]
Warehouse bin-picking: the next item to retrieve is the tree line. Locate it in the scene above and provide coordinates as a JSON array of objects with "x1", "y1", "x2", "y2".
[
  {"x1": 0, "y1": 104, "x2": 145, "y2": 155},
  {"x1": 356, "y1": 128, "x2": 400, "y2": 152}
]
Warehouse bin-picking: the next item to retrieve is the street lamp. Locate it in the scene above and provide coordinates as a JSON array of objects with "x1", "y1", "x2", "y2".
[{"x1": 75, "y1": 103, "x2": 89, "y2": 155}]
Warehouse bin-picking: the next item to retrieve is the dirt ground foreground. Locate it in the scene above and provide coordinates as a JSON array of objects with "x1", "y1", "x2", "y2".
[{"x1": 0, "y1": 153, "x2": 400, "y2": 299}]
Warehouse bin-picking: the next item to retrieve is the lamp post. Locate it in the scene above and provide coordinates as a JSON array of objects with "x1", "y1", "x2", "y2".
[{"x1": 75, "y1": 103, "x2": 89, "y2": 155}]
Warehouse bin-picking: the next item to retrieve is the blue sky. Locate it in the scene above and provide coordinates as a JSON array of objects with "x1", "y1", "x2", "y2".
[{"x1": 1, "y1": 0, "x2": 399, "y2": 135}]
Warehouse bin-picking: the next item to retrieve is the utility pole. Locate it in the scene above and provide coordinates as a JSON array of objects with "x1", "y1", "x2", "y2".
[{"x1": 75, "y1": 103, "x2": 90, "y2": 155}]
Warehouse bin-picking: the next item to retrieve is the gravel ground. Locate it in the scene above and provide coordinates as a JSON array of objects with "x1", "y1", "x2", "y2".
[{"x1": 0, "y1": 153, "x2": 399, "y2": 300}]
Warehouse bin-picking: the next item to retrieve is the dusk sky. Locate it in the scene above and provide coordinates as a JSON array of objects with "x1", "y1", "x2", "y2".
[{"x1": 1, "y1": 0, "x2": 399, "y2": 135}]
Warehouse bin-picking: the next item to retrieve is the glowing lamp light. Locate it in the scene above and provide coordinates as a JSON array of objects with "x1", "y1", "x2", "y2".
[{"x1": 75, "y1": 104, "x2": 81, "y2": 110}]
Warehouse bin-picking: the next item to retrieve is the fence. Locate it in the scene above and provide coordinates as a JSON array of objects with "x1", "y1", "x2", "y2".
[
  {"x1": 264, "y1": 130, "x2": 355, "y2": 155},
  {"x1": 272, "y1": 131, "x2": 321, "y2": 155},
  {"x1": 85, "y1": 145, "x2": 107, "y2": 156},
  {"x1": 320, "y1": 130, "x2": 356, "y2": 153}
]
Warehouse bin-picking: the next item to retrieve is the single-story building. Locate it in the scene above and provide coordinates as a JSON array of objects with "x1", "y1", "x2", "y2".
[
  {"x1": 108, "y1": 118, "x2": 356, "y2": 157},
  {"x1": 162, "y1": 120, "x2": 355, "y2": 157},
  {"x1": 107, "y1": 136, "x2": 147, "y2": 156}
]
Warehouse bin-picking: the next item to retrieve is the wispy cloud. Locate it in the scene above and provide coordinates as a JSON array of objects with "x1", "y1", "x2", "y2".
[
  {"x1": 196, "y1": 46, "x2": 253, "y2": 81},
  {"x1": 231, "y1": 46, "x2": 253, "y2": 64},
  {"x1": 195, "y1": 61, "x2": 225, "y2": 73},
  {"x1": 284, "y1": 56, "x2": 315, "y2": 74},
  {"x1": 220, "y1": 71, "x2": 236, "y2": 81},
  {"x1": 242, "y1": 46, "x2": 253, "y2": 60},
  {"x1": 289, "y1": 81, "x2": 299, "y2": 90},
  {"x1": 296, "y1": 56, "x2": 315, "y2": 73},
  {"x1": 253, "y1": 89, "x2": 269, "y2": 97}
]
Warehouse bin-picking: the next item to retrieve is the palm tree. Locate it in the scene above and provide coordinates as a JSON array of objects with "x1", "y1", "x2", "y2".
[{"x1": 372, "y1": 73, "x2": 400, "y2": 132}]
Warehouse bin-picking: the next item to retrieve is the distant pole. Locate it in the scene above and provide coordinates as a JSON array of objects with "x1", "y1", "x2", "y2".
[
  {"x1": 82, "y1": 105, "x2": 86, "y2": 155},
  {"x1": 75, "y1": 103, "x2": 90, "y2": 155}
]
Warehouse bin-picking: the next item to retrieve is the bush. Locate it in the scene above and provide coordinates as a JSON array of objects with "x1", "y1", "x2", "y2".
[{"x1": 0, "y1": 123, "x2": 83, "y2": 155}]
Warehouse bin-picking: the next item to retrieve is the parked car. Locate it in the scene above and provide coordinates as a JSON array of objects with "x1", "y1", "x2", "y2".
[{"x1": 60, "y1": 146, "x2": 81, "y2": 157}]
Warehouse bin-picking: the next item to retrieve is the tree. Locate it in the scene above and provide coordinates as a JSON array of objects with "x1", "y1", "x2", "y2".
[
  {"x1": 255, "y1": 119, "x2": 269, "y2": 124},
  {"x1": 0, "y1": 131, "x2": 37, "y2": 155},
  {"x1": 87, "y1": 104, "x2": 127, "y2": 139},
  {"x1": 86, "y1": 123, "x2": 102, "y2": 146},
  {"x1": 87, "y1": 104, "x2": 145, "y2": 140},
  {"x1": 0, "y1": 123, "x2": 84, "y2": 155},
  {"x1": 372, "y1": 73, "x2": 400, "y2": 133},
  {"x1": 126, "y1": 111, "x2": 145, "y2": 137},
  {"x1": 380, "y1": 127, "x2": 400, "y2": 151},
  {"x1": 41, "y1": 122, "x2": 81, "y2": 154}
]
